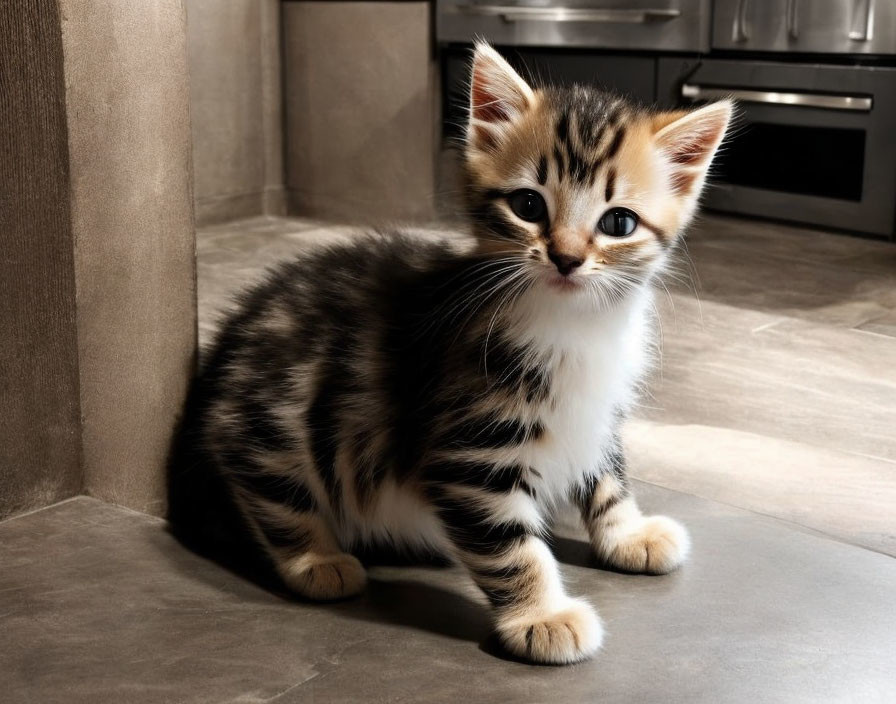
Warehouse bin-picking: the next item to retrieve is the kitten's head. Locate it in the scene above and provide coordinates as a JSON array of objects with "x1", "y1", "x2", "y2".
[{"x1": 464, "y1": 43, "x2": 731, "y2": 304}]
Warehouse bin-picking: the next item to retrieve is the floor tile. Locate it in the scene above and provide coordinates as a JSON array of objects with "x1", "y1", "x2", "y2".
[
  {"x1": 672, "y1": 242, "x2": 894, "y2": 329},
  {"x1": 691, "y1": 214, "x2": 892, "y2": 266},
  {"x1": 2, "y1": 495, "x2": 894, "y2": 703},
  {"x1": 854, "y1": 310, "x2": 896, "y2": 339},
  {"x1": 641, "y1": 296, "x2": 896, "y2": 464},
  {"x1": 625, "y1": 419, "x2": 896, "y2": 556}
]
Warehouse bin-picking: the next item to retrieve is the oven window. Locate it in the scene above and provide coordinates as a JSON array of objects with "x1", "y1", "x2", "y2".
[{"x1": 714, "y1": 122, "x2": 865, "y2": 201}]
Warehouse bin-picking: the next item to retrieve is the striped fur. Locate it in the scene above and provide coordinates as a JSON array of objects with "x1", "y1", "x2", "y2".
[{"x1": 170, "y1": 43, "x2": 729, "y2": 664}]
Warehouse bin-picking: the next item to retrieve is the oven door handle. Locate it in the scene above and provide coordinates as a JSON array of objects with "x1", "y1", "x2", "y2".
[
  {"x1": 681, "y1": 84, "x2": 873, "y2": 112},
  {"x1": 453, "y1": 5, "x2": 681, "y2": 23}
]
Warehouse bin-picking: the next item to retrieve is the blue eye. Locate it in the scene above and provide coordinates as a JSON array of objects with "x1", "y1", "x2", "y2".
[
  {"x1": 508, "y1": 189, "x2": 546, "y2": 222},
  {"x1": 598, "y1": 208, "x2": 639, "y2": 237}
]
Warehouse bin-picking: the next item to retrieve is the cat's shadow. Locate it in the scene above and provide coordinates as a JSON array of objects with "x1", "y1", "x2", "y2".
[
  {"x1": 342, "y1": 535, "x2": 615, "y2": 664},
  {"x1": 549, "y1": 534, "x2": 596, "y2": 569},
  {"x1": 334, "y1": 573, "x2": 491, "y2": 643},
  {"x1": 334, "y1": 568, "x2": 589, "y2": 665},
  {"x1": 163, "y1": 519, "x2": 606, "y2": 660},
  {"x1": 551, "y1": 533, "x2": 652, "y2": 575}
]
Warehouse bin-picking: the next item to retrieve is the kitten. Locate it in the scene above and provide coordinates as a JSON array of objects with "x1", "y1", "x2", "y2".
[{"x1": 170, "y1": 42, "x2": 731, "y2": 664}]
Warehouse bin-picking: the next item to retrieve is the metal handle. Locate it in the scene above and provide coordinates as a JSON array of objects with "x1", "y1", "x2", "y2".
[
  {"x1": 849, "y1": 0, "x2": 874, "y2": 41},
  {"x1": 786, "y1": 0, "x2": 799, "y2": 39},
  {"x1": 681, "y1": 84, "x2": 872, "y2": 112},
  {"x1": 733, "y1": 0, "x2": 750, "y2": 41},
  {"x1": 454, "y1": 5, "x2": 680, "y2": 23}
]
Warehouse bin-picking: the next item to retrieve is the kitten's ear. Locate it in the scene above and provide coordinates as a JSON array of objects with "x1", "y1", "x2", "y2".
[
  {"x1": 652, "y1": 100, "x2": 733, "y2": 196},
  {"x1": 468, "y1": 42, "x2": 534, "y2": 149}
]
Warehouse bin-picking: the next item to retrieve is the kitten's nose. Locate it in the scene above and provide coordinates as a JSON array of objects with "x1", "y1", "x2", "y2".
[{"x1": 547, "y1": 251, "x2": 583, "y2": 276}]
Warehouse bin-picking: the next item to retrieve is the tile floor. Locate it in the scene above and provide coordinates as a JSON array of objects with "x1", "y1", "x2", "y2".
[{"x1": 3, "y1": 213, "x2": 895, "y2": 702}]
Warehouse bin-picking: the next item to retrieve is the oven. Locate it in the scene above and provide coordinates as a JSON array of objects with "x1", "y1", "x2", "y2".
[{"x1": 658, "y1": 58, "x2": 896, "y2": 238}]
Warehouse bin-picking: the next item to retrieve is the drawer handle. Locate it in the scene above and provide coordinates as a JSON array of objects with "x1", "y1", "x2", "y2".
[
  {"x1": 454, "y1": 5, "x2": 680, "y2": 24},
  {"x1": 681, "y1": 84, "x2": 873, "y2": 112}
]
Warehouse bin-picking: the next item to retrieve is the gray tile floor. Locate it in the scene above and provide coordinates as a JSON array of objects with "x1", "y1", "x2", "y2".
[{"x1": 3, "y1": 214, "x2": 896, "y2": 702}]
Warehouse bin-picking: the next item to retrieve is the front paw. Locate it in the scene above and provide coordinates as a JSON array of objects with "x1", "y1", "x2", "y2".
[
  {"x1": 496, "y1": 598, "x2": 603, "y2": 665},
  {"x1": 596, "y1": 515, "x2": 690, "y2": 575}
]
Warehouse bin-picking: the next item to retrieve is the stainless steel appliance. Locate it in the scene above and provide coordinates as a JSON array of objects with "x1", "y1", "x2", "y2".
[
  {"x1": 437, "y1": 0, "x2": 710, "y2": 51},
  {"x1": 688, "y1": 0, "x2": 896, "y2": 237},
  {"x1": 658, "y1": 58, "x2": 896, "y2": 238},
  {"x1": 712, "y1": 0, "x2": 896, "y2": 55}
]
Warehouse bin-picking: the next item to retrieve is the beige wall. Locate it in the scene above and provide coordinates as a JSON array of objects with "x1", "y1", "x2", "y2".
[
  {"x1": 62, "y1": 0, "x2": 197, "y2": 516},
  {"x1": 0, "y1": 0, "x2": 197, "y2": 520},
  {"x1": 282, "y1": 1, "x2": 438, "y2": 224},
  {"x1": 187, "y1": 0, "x2": 285, "y2": 224}
]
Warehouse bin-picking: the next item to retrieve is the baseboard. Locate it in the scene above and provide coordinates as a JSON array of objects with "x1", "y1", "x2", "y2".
[{"x1": 195, "y1": 187, "x2": 286, "y2": 227}]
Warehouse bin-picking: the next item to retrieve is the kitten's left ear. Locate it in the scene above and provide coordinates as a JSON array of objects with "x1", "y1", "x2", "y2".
[
  {"x1": 468, "y1": 42, "x2": 535, "y2": 149},
  {"x1": 652, "y1": 100, "x2": 733, "y2": 196}
]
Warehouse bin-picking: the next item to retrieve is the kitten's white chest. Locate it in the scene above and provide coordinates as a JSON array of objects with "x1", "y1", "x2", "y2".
[{"x1": 512, "y1": 289, "x2": 653, "y2": 504}]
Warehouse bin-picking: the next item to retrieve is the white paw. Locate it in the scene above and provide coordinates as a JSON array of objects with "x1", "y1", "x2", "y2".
[
  {"x1": 597, "y1": 515, "x2": 690, "y2": 575},
  {"x1": 280, "y1": 552, "x2": 367, "y2": 600},
  {"x1": 496, "y1": 598, "x2": 604, "y2": 664}
]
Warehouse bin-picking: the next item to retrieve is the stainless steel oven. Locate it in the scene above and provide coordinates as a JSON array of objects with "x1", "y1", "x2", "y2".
[
  {"x1": 657, "y1": 21, "x2": 896, "y2": 238},
  {"x1": 437, "y1": 0, "x2": 710, "y2": 51}
]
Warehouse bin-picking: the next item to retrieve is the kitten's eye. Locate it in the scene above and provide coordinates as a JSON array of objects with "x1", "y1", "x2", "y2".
[
  {"x1": 597, "y1": 208, "x2": 639, "y2": 237},
  {"x1": 507, "y1": 189, "x2": 547, "y2": 222}
]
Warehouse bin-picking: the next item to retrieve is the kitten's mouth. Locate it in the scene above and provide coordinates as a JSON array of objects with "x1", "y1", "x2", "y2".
[{"x1": 544, "y1": 273, "x2": 585, "y2": 292}]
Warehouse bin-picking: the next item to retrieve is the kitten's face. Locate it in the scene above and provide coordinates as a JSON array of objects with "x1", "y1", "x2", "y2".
[{"x1": 464, "y1": 43, "x2": 731, "y2": 304}]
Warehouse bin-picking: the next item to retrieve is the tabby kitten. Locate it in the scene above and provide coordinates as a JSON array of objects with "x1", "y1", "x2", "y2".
[{"x1": 173, "y1": 43, "x2": 731, "y2": 664}]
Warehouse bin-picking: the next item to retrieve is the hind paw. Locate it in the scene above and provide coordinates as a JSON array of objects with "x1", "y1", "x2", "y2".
[{"x1": 280, "y1": 552, "x2": 367, "y2": 600}]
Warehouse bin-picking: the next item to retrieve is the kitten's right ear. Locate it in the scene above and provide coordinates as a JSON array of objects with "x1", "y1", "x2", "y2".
[{"x1": 468, "y1": 42, "x2": 534, "y2": 150}]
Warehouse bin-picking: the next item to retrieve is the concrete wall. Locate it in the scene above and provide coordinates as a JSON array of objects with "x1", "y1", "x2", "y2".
[
  {"x1": 282, "y1": 1, "x2": 438, "y2": 224},
  {"x1": 0, "y1": 0, "x2": 197, "y2": 520},
  {"x1": 62, "y1": 0, "x2": 197, "y2": 516},
  {"x1": 187, "y1": 0, "x2": 285, "y2": 225},
  {"x1": 0, "y1": 0, "x2": 83, "y2": 519}
]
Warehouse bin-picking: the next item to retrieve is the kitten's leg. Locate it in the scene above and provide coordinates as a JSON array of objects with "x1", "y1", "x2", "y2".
[
  {"x1": 429, "y1": 473, "x2": 603, "y2": 664},
  {"x1": 232, "y1": 470, "x2": 366, "y2": 600},
  {"x1": 576, "y1": 450, "x2": 690, "y2": 575}
]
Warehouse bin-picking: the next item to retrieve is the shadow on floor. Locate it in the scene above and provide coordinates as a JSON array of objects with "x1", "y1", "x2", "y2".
[{"x1": 335, "y1": 575, "x2": 490, "y2": 643}]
